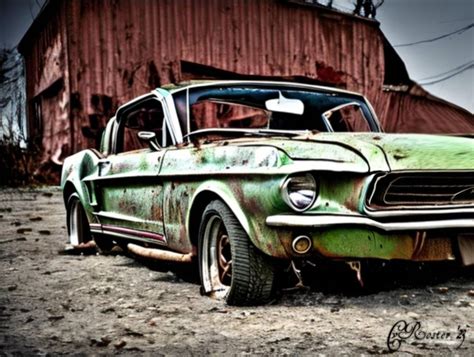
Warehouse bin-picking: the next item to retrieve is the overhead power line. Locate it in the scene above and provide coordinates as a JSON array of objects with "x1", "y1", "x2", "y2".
[
  {"x1": 417, "y1": 60, "x2": 474, "y2": 81},
  {"x1": 418, "y1": 63, "x2": 474, "y2": 86},
  {"x1": 394, "y1": 23, "x2": 473, "y2": 47}
]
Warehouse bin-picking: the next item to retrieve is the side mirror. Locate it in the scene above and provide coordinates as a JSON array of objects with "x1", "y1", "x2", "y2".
[
  {"x1": 138, "y1": 131, "x2": 161, "y2": 151},
  {"x1": 265, "y1": 91, "x2": 304, "y2": 115}
]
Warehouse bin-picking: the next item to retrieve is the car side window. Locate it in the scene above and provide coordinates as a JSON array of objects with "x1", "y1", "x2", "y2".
[{"x1": 116, "y1": 99, "x2": 171, "y2": 153}]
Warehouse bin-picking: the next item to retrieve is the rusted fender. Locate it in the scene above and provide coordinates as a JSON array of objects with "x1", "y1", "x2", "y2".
[
  {"x1": 61, "y1": 149, "x2": 102, "y2": 222},
  {"x1": 186, "y1": 179, "x2": 291, "y2": 259}
]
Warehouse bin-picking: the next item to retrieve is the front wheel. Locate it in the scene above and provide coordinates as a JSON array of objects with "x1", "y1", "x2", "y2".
[{"x1": 198, "y1": 200, "x2": 275, "y2": 306}]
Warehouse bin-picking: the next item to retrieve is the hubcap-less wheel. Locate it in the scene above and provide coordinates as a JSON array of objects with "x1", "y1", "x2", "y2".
[
  {"x1": 217, "y1": 234, "x2": 232, "y2": 285},
  {"x1": 199, "y1": 200, "x2": 276, "y2": 306},
  {"x1": 201, "y1": 215, "x2": 233, "y2": 298},
  {"x1": 67, "y1": 194, "x2": 113, "y2": 252},
  {"x1": 67, "y1": 195, "x2": 91, "y2": 246}
]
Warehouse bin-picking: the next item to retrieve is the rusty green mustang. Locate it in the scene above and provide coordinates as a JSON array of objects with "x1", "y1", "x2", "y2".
[{"x1": 61, "y1": 81, "x2": 474, "y2": 305}]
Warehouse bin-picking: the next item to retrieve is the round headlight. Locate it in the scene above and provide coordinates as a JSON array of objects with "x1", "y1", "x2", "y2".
[{"x1": 282, "y1": 174, "x2": 317, "y2": 212}]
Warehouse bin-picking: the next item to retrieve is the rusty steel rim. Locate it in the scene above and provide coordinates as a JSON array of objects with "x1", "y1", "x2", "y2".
[{"x1": 202, "y1": 214, "x2": 232, "y2": 298}]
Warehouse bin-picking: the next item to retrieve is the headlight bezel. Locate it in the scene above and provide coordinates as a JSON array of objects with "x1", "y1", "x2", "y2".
[{"x1": 281, "y1": 173, "x2": 318, "y2": 212}]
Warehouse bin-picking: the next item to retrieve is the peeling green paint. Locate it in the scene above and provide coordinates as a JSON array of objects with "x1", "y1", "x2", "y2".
[
  {"x1": 312, "y1": 228, "x2": 414, "y2": 260},
  {"x1": 61, "y1": 84, "x2": 474, "y2": 266}
]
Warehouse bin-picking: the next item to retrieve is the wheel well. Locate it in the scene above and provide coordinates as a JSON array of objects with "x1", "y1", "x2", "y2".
[
  {"x1": 188, "y1": 191, "x2": 222, "y2": 248},
  {"x1": 63, "y1": 182, "x2": 77, "y2": 205}
]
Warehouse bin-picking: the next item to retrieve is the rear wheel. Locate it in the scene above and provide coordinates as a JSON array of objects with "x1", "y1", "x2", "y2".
[
  {"x1": 67, "y1": 194, "x2": 91, "y2": 246},
  {"x1": 199, "y1": 200, "x2": 275, "y2": 305},
  {"x1": 66, "y1": 194, "x2": 113, "y2": 252}
]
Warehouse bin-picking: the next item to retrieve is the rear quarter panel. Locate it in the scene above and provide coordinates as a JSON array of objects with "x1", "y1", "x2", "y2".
[{"x1": 61, "y1": 150, "x2": 102, "y2": 222}]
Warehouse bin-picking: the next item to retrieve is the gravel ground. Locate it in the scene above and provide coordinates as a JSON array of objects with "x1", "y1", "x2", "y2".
[{"x1": 0, "y1": 187, "x2": 473, "y2": 356}]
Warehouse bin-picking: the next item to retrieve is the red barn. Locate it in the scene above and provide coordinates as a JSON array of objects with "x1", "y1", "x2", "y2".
[{"x1": 18, "y1": 0, "x2": 473, "y2": 168}]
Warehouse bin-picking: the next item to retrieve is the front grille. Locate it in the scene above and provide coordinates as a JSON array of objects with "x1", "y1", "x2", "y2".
[{"x1": 367, "y1": 172, "x2": 474, "y2": 208}]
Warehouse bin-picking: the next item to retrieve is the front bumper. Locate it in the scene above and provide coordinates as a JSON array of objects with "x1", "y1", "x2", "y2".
[
  {"x1": 265, "y1": 214, "x2": 473, "y2": 264},
  {"x1": 266, "y1": 214, "x2": 474, "y2": 231}
]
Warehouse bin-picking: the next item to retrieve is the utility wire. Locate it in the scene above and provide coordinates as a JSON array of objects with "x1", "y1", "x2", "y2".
[
  {"x1": 418, "y1": 64, "x2": 474, "y2": 85},
  {"x1": 394, "y1": 23, "x2": 473, "y2": 47},
  {"x1": 417, "y1": 60, "x2": 474, "y2": 81}
]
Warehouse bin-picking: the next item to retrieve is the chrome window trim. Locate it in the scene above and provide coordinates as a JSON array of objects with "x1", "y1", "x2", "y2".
[
  {"x1": 153, "y1": 88, "x2": 183, "y2": 144},
  {"x1": 111, "y1": 90, "x2": 183, "y2": 154}
]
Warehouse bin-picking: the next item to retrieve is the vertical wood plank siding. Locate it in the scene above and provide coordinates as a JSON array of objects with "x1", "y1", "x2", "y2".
[{"x1": 19, "y1": 0, "x2": 473, "y2": 162}]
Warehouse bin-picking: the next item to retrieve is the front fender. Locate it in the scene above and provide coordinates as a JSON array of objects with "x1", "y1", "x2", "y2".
[
  {"x1": 190, "y1": 181, "x2": 252, "y2": 235},
  {"x1": 188, "y1": 178, "x2": 290, "y2": 259}
]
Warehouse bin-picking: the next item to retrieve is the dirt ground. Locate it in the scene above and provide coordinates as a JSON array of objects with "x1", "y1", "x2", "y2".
[{"x1": 0, "y1": 187, "x2": 473, "y2": 356}]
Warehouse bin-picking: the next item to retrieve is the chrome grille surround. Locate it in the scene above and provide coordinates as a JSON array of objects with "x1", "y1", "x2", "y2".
[{"x1": 365, "y1": 171, "x2": 474, "y2": 212}]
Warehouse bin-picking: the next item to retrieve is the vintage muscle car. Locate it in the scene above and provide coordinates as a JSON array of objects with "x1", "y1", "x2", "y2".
[{"x1": 61, "y1": 81, "x2": 474, "y2": 305}]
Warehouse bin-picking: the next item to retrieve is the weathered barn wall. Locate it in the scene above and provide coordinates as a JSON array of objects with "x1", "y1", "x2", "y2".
[
  {"x1": 20, "y1": 2, "x2": 71, "y2": 164},
  {"x1": 377, "y1": 87, "x2": 473, "y2": 134},
  {"x1": 62, "y1": 0, "x2": 388, "y2": 153},
  {"x1": 18, "y1": 0, "x2": 473, "y2": 169}
]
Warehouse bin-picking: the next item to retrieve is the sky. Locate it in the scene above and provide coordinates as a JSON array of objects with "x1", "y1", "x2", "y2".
[
  {"x1": 0, "y1": 0, "x2": 44, "y2": 48},
  {"x1": 376, "y1": 0, "x2": 473, "y2": 113},
  {"x1": 0, "y1": 0, "x2": 473, "y2": 113}
]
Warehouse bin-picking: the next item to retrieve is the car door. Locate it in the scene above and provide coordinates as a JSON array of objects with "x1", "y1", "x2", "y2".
[{"x1": 93, "y1": 95, "x2": 173, "y2": 246}]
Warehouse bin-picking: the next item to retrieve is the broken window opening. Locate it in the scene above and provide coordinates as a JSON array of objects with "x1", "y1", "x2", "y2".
[{"x1": 116, "y1": 98, "x2": 172, "y2": 154}]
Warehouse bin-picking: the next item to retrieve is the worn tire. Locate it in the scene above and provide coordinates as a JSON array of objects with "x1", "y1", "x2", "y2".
[
  {"x1": 198, "y1": 200, "x2": 275, "y2": 306},
  {"x1": 66, "y1": 194, "x2": 92, "y2": 246},
  {"x1": 66, "y1": 194, "x2": 113, "y2": 252}
]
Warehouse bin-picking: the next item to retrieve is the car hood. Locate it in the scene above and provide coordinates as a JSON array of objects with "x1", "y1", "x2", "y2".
[{"x1": 267, "y1": 132, "x2": 474, "y2": 172}]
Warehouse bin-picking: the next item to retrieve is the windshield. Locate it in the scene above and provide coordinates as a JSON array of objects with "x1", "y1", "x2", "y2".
[{"x1": 172, "y1": 84, "x2": 380, "y2": 138}]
